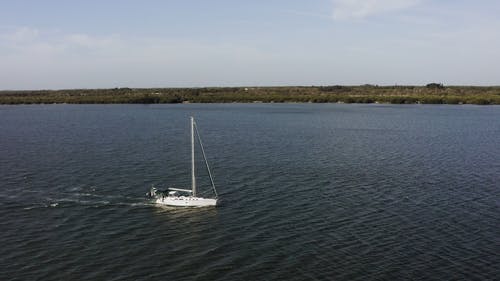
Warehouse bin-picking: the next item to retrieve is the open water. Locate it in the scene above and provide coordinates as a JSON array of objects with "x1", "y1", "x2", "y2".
[{"x1": 0, "y1": 104, "x2": 499, "y2": 280}]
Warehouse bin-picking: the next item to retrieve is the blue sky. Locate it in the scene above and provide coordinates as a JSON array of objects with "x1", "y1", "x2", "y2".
[{"x1": 1, "y1": 0, "x2": 499, "y2": 89}]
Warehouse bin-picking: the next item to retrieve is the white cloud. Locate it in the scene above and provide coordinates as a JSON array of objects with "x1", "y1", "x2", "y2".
[
  {"x1": 0, "y1": 27, "x2": 124, "y2": 57},
  {"x1": 0, "y1": 26, "x2": 39, "y2": 42},
  {"x1": 0, "y1": 27, "x2": 287, "y2": 89},
  {"x1": 332, "y1": 0, "x2": 420, "y2": 20},
  {"x1": 1, "y1": 19, "x2": 499, "y2": 89},
  {"x1": 65, "y1": 33, "x2": 119, "y2": 48}
]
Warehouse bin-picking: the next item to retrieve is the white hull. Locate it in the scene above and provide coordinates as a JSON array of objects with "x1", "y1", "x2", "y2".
[{"x1": 155, "y1": 196, "x2": 217, "y2": 207}]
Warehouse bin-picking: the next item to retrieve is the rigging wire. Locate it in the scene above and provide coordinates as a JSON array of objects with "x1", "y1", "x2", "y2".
[{"x1": 193, "y1": 120, "x2": 218, "y2": 199}]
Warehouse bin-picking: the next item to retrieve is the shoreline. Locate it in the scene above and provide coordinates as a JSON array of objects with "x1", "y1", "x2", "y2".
[{"x1": 1, "y1": 85, "x2": 499, "y2": 105}]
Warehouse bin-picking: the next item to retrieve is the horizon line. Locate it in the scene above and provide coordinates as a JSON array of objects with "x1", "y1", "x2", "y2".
[{"x1": 2, "y1": 84, "x2": 500, "y2": 91}]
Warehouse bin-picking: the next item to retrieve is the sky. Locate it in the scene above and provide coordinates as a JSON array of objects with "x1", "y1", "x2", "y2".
[{"x1": 1, "y1": 0, "x2": 499, "y2": 89}]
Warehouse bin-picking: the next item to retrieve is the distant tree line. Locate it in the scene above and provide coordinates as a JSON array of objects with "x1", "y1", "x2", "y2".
[
  {"x1": 1, "y1": 85, "x2": 499, "y2": 105},
  {"x1": 426, "y1": 83, "x2": 445, "y2": 89}
]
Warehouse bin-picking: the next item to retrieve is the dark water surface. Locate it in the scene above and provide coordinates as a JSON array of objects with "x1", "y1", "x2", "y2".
[{"x1": 1, "y1": 104, "x2": 499, "y2": 280}]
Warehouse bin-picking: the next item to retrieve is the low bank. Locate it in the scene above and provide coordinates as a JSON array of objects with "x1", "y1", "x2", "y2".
[{"x1": 1, "y1": 85, "x2": 499, "y2": 105}]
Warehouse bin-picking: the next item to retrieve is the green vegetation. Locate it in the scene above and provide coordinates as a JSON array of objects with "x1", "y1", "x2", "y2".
[{"x1": 1, "y1": 85, "x2": 499, "y2": 105}]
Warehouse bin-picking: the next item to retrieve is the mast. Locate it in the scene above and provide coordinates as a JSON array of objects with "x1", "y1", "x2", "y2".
[{"x1": 191, "y1": 116, "x2": 196, "y2": 197}]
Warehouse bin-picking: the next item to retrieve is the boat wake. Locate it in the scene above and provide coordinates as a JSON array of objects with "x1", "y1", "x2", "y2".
[
  {"x1": 22, "y1": 202, "x2": 59, "y2": 210},
  {"x1": 17, "y1": 190, "x2": 153, "y2": 210}
]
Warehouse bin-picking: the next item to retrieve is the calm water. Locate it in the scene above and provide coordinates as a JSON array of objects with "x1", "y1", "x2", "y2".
[{"x1": 1, "y1": 104, "x2": 499, "y2": 280}]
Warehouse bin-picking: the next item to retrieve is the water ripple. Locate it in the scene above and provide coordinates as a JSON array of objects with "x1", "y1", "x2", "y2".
[{"x1": 1, "y1": 104, "x2": 499, "y2": 280}]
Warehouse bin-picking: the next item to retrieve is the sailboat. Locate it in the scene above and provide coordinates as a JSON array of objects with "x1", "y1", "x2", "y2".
[{"x1": 148, "y1": 117, "x2": 218, "y2": 207}]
